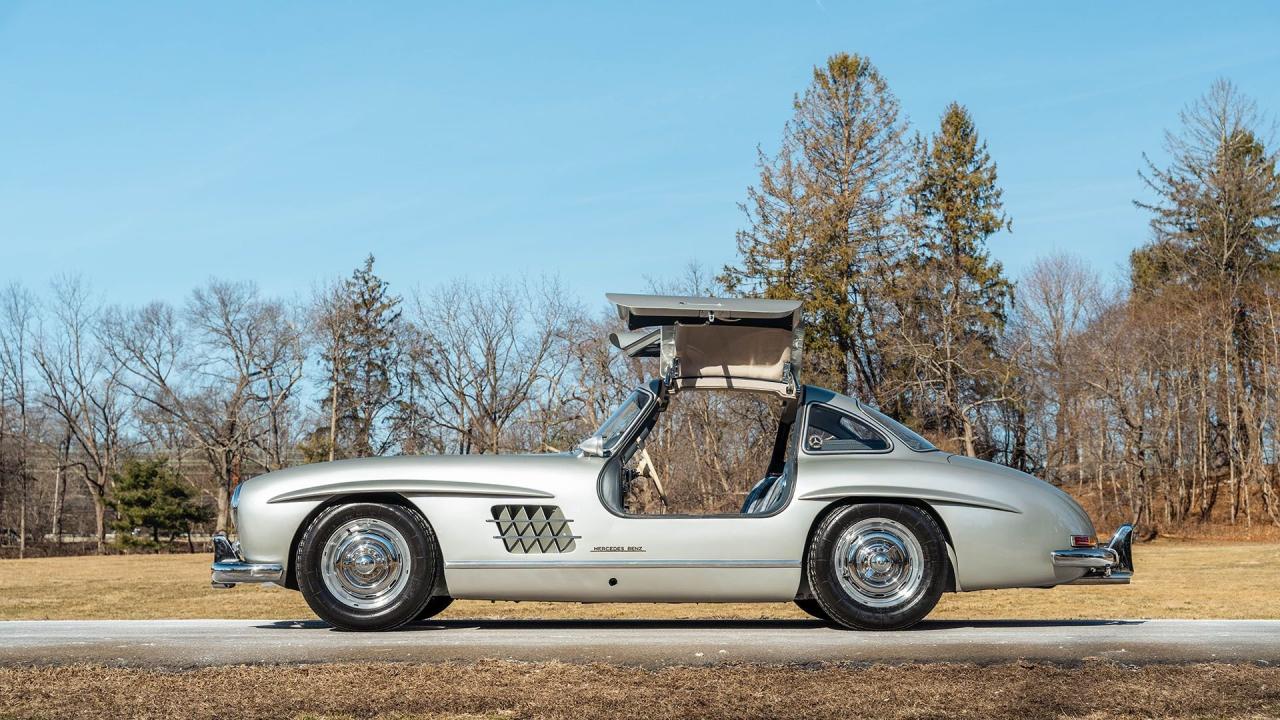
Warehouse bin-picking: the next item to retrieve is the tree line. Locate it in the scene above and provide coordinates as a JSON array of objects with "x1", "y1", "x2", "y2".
[
  {"x1": 0, "y1": 262, "x2": 633, "y2": 555},
  {"x1": 722, "y1": 55, "x2": 1280, "y2": 534},
  {"x1": 1, "y1": 53, "x2": 1278, "y2": 555}
]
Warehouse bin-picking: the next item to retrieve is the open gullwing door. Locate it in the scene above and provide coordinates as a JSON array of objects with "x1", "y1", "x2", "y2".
[{"x1": 606, "y1": 293, "x2": 803, "y2": 397}]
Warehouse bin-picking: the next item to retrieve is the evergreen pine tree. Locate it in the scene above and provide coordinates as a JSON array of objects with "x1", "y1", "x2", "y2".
[
  {"x1": 721, "y1": 53, "x2": 908, "y2": 395},
  {"x1": 892, "y1": 102, "x2": 1013, "y2": 455},
  {"x1": 312, "y1": 255, "x2": 403, "y2": 459},
  {"x1": 109, "y1": 458, "x2": 212, "y2": 548}
]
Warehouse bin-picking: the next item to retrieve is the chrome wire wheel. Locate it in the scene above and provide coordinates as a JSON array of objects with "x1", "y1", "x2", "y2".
[
  {"x1": 320, "y1": 518, "x2": 412, "y2": 610},
  {"x1": 831, "y1": 517, "x2": 925, "y2": 608}
]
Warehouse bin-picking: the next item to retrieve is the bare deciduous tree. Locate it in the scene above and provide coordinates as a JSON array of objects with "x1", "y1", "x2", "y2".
[
  {"x1": 106, "y1": 280, "x2": 305, "y2": 532},
  {"x1": 410, "y1": 278, "x2": 574, "y2": 455},
  {"x1": 32, "y1": 277, "x2": 130, "y2": 552},
  {"x1": 0, "y1": 284, "x2": 37, "y2": 556}
]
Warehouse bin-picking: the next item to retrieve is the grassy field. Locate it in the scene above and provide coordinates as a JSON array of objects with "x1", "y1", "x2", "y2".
[
  {"x1": 0, "y1": 539, "x2": 1276, "y2": 621},
  {"x1": 1, "y1": 660, "x2": 1278, "y2": 719}
]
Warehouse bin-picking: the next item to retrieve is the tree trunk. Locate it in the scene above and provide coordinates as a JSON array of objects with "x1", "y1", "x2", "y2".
[
  {"x1": 17, "y1": 401, "x2": 27, "y2": 558},
  {"x1": 328, "y1": 377, "x2": 340, "y2": 462},
  {"x1": 961, "y1": 416, "x2": 977, "y2": 457},
  {"x1": 215, "y1": 482, "x2": 231, "y2": 534},
  {"x1": 86, "y1": 478, "x2": 107, "y2": 554},
  {"x1": 17, "y1": 479, "x2": 26, "y2": 559},
  {"x1": 18, "y1": 484, "x2": 26, "y2": 558},
  {"x1": 51, "y1": 466, "x2": 64, "y2": 543},
  {"x1": 50, "y1": 433, "x2": 70, "y2": 543}
]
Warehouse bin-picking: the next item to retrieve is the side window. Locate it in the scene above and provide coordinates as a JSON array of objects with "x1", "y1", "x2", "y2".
[
  {"x1": 804, "y1": 404, "x2": 890, "y2": 453},
  {"x1": 613, "y1": 389, "x2": 789, "y2": 516}
]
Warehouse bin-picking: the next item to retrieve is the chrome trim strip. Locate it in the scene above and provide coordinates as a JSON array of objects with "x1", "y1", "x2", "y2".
[
  {"x1": 445, "y1": 559, "x2": 801, "y2": 570},
  {"x1": 269, "y1": 479, "x2": 555, "y2": 503},
  {"x1": 486, "y1": 518, "x2": 575, "y2": 523},
  {"x1": 798, "y1": 484, "x2": 1022, "y2": 514},
  {"x1": 491, "y1": 535, "x2": 583, "y2": 541}
]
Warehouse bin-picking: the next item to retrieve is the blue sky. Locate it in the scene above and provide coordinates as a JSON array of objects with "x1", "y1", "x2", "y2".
[{"x1": 2, "y1": 2, "x2": 1278, "y2": 309}]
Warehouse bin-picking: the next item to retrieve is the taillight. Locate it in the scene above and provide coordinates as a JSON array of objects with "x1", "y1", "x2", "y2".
[{"x1": 1071, "y1": 535, "x2": 1095, "y2": 548}]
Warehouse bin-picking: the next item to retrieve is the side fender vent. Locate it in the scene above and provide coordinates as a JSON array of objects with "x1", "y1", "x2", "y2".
[{"x1": 488, "y1": 505, "x2": 579, "y2": 554}]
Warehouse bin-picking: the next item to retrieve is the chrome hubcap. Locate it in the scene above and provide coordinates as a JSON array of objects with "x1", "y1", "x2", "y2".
[
  {"x1": 320, "y1": 518, "x2": 411, "y2": 610},
  {"x1": 833, "y1": 518, "x2": 924, "y2": 608}
]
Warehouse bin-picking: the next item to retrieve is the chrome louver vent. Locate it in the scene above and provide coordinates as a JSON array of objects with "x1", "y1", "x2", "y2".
[{"x1": 489, "y1": 505, "x2": 578, "y2": 554}]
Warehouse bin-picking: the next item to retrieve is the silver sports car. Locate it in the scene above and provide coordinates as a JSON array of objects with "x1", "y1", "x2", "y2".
[{"x1": 212, "y1": 293, "x2": 1133, "y2": 631}]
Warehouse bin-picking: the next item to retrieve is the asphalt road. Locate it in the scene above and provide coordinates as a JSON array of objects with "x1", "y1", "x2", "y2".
[{"x1": 2, "y1": 618, "x2": 1278, "y2": 667}]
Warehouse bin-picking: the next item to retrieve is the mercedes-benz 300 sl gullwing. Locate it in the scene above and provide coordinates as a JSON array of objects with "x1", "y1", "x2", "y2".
[{"x1": 212, "y1": 293, "x2": 1134, "y2": 631}]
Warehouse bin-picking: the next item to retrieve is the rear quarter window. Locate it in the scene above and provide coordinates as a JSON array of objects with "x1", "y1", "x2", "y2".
[{"x1": 804, "y1": 404, "x2": 890, "y2": 453}]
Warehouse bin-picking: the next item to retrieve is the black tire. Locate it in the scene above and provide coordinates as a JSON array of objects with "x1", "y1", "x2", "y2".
[
  {"x1": 414, "y1": 595, "x2": 454, "y2": 621},
  {"x1": 296, "y1": 502, "x2": 438, "y2": 631},
  {"x1": 794, "y1": 597, "x2": 832, "y2": 623},
  {"x1": 805, "y1": 503, "x2": 947, "y2": 631}
]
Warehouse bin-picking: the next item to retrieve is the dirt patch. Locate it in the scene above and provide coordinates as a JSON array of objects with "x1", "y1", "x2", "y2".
[{"x1": 0, "y1": 660, "x2": 1277, "y2": 720}]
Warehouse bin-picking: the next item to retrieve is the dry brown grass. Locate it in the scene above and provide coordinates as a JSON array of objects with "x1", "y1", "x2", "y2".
[
  {"x1": 1, "y1": 540, "x2": 1277, "y2": 621},
  {"x1": 0, "y1": 660, "x2": 1278, "y2": 720}
]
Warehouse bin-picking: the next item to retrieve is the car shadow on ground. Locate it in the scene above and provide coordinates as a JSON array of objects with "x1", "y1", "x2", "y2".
[{"x1": 254, "y1": 618, "x2": 1145, "y2": 632}]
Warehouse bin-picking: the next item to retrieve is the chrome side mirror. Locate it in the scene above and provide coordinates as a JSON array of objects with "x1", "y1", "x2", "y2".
[{"x1": 578, "y1": 435, "x2": 607, "y2": 458}]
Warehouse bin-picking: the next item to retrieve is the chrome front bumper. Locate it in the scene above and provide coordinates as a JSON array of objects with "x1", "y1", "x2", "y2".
[
  {"x1": 1051, "y1": 524, "x2": 1134, "y2": 585},
  {"x1": 211, "y1": 532, "x2": 284, "y2": 588}
]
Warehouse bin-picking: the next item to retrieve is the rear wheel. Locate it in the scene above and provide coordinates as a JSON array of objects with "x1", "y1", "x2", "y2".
[
  {"x1": 805, "y1": 503, "x2": 947, "y2": 630},
  {"x1": 296, "y1": 502, "x2": 438, "y2": 631},
  {"x1": 793, "y1": 597, "x2": 832, "y2": 623}
]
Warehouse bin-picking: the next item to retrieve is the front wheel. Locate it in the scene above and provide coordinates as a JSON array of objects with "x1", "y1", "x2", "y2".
[
  {"x1": 296, "y1": 502, "x2": 438, "y2": 631},
  {"x1": 805, "y1": 503, "x2": 947, "y2": 630},
  {"x1": 415, "y1": 595, "x2": 453, "y2": 621}
]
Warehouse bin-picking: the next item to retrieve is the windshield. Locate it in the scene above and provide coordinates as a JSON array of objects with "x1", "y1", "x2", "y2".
[
  {"x1": 858, "y1": 402, "x2": 938, "y2": 452},
  {"x1": 593, "y1": 389, "x2": 651, "y2": 453}
]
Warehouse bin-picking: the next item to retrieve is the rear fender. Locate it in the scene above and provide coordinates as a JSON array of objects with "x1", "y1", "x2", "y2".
[{"x1": 798, "y1": 496, "x2": 963, "y2": 594}]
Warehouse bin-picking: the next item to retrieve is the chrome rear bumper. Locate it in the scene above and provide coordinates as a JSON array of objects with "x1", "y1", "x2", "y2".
[
  {"x1": 211, "y1": 532, "x2": 284, "y2": 588},
  {"x1": 1051, "y1": 524, "x2": 1134, "y2": 585}
]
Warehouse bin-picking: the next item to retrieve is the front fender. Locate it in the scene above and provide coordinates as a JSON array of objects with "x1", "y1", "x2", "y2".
[{"x1": 232, "y1": 453, "x2": 602, "y2": 579}]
